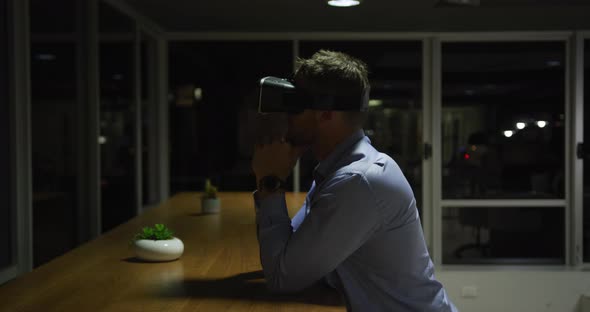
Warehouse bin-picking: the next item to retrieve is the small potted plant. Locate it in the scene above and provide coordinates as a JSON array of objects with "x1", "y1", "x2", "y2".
[
  {"x1": 201, "y1": 179, "x2": 220, "y2": 214},
  {"x1": 132, "y1": 224, "x2": 184, "y2": 262}
]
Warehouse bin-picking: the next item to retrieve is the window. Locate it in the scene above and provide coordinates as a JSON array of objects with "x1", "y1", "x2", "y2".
[
  {"x1": 30, "y1": 0, "x2": 75, "y2": 34},
  {"x1": 30, "y1": 0, "x2": 79, "y2": 267},
  {"x1": 141, "y1": 32, "x2": 156, "y2": 206},
  {"x1": 441, "y1": 42, "x2": 565, "y2": 200},
  {"x1": 442, "y1": 207, "x2": 564, "y2": 264},
  {"x1": 99, "y1": 1, "x2": 137, "y2": 232},
  {"x1": 168, "y1": 41, "x2": 293, "y2": 193},
  {"x1": 440, "y1": 41, "x2": 567, "y2": 265}
]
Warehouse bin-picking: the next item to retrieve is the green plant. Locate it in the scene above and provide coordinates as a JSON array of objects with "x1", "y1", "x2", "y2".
[
  {"x1": 203, "y1": 179, "x2": 218, "y2": 199},
  {"x1": 133, "y1": 224, "x2": 174, "y2": 241}
]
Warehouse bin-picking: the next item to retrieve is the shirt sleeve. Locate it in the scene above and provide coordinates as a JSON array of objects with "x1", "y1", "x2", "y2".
[{"x1": 254, "y1": 173, "x2": 381, "y2": 293}]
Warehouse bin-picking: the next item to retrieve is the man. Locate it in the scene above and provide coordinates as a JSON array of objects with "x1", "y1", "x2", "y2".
[{"x1": 252, "y1": 50, "x2": 457, "y2": 312}]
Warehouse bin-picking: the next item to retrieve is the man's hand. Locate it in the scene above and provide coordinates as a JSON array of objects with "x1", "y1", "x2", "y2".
[{"x1": 252, "y1": 140, "x2": 308, "y2": 184}]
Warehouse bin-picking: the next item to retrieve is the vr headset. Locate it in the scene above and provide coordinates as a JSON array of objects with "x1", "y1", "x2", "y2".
[{"x1": 258, "y1": 76, "x2": 370, "y2": 114}]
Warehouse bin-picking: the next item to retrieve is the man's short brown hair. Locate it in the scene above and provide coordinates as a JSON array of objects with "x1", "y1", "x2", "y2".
[{"x1": 294, "y1": 50, "x2": 369, "y2": 127}]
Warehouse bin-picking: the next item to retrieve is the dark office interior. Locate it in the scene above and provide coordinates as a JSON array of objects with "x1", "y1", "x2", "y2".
[{"x1": 2, "y1": 0, "x2": 590, "y2": 311}]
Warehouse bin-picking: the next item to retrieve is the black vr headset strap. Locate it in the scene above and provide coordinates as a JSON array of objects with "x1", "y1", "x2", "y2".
[
  {"x1": 259, "y1": 76, "x2": 370, "y2": 113},
  {"x1": 290, "y1": 87, "x2": 370, "y2": 112}
]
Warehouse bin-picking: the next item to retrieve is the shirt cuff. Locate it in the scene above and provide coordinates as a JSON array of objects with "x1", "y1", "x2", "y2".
[{"x1": 253, "y1": 191, "x2": 290, "y2": 227}]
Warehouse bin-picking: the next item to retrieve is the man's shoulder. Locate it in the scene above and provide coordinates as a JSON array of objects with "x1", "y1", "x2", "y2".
[
  {"x1": 334, "y1": 143, "x2": 399, "y2": 182},
  {"x1": 334, "y1": 147, "x2": 413, "y2": 199}
]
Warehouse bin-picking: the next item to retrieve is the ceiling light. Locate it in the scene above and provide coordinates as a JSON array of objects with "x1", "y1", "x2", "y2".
[
  {"x1": 516, "y1": 122, "x2": 526, "y2": 130},
  {"x1": 503, "y1": 130, "x2": 514, "y2": 138},
  {"x1": 327, "y1": 0, "x2": 361, "y2": 7},
  {"x1": 537, "y1": 120, "x2": 547, "y2": 128}
]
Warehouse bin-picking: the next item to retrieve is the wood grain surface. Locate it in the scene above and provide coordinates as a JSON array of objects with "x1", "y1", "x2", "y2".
[{"x1": 0, "y1": 193, "x2": 345, "y2": 312}]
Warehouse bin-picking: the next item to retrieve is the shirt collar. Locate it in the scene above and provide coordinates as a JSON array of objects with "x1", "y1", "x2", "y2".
[{"x1": 313, "y1": 129, "x2": 366, "y2": 185}]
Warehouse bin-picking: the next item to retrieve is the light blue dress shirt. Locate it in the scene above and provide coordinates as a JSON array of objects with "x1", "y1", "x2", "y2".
[{"x1": 254, "y1": 130, "x2": 457, "y2": 312}]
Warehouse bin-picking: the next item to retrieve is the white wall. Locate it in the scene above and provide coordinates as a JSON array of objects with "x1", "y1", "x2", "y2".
[{"x1": 437, "y1": 270, "x2": 590, "y2": 312}]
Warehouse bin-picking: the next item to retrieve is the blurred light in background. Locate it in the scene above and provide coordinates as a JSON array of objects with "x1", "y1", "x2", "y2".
[
  {"x1": 193, "y1": 87, "x2": 203, "y2": 101},
  {"x1": 35, "y1": 53, "x2": 56, "y2": 61},
  {"x1": 368, "y1": 99, "x2": 383, "y2": 107}
]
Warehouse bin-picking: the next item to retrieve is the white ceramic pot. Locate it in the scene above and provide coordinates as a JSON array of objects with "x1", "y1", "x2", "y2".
[
  {"x1": 201, "y1": 198, "x2": 221, "y2": 214},
  {"x1": 133, "y1": 237, "x2": 184, "y2": 262}
]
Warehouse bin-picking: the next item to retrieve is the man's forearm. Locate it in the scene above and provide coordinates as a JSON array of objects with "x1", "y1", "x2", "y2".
[{"x1": 253, "y1": 191, "x2": 296, "y2": 292}]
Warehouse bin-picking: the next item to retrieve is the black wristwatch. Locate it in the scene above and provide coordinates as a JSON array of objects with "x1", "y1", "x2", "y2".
[{"x1": 258, "y1": 175, "x2": 287, "y2": 192}]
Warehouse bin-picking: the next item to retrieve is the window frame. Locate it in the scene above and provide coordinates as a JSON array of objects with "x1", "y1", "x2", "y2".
[{"x1": 575, "y1": 31, "x2": 589, "y2": 267}]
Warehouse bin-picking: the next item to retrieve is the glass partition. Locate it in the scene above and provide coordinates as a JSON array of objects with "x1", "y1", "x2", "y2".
[
  {"x1": 30, "y1": 0, "x2": 79, "y2": 267},
  {"x1": 441, "y1": 42, "x2": 566, "y2": 200},
  {"x1": 140, "y1": 31, "x2": 158, "y2": 206},
  {"x1": 440, "y1": 40, "x2": 567, "y2": 265},
  {"x1": 99, "y1": 1, "x2": 137, "y2": 231},
  {"x1": 442, "y1": 207, "x2": 564, "y2": 264}
]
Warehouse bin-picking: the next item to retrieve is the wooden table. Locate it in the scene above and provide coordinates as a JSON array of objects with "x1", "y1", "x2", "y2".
[{"x1": 0, "y1": 193, "x2": 344, "y2": 312}]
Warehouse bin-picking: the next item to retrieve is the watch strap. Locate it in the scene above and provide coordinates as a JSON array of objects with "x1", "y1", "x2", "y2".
[{"x1": 258, "y1": 175, "x2": 287, "y2": 192}]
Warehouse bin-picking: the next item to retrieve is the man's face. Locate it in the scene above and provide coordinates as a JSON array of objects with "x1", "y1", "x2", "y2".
[{"x1": 286, "y1": 110, "x2": 317, "y2": 147}]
